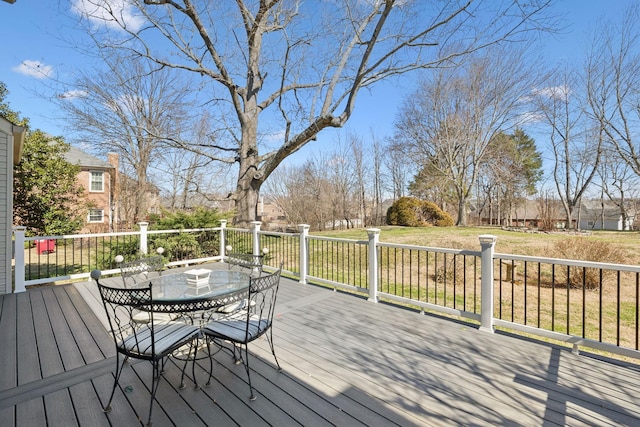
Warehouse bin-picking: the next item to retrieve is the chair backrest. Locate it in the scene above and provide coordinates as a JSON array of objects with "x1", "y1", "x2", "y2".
[
  {"x1": 227, "y1": 253, "x2": 264, "y2": 277},
  {"x1": 119, "y1": 255, "x2": 164, "y2": 288},
  {"x1": 96, "y1": 280, "x2": 157, "y2": 358},
  {"x1": 243, "y1": 266, "x2": 282, "y2": 341}
]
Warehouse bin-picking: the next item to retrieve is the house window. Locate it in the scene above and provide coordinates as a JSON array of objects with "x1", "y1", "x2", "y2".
[
  {"x1": 90, "y1": 171, "x2": 104, "y2": 192},
  {"x1": 88, "y1": 209, "x2": 104, "y2": 223}
]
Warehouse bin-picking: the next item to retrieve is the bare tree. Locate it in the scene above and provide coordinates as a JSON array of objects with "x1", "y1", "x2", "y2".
[
  {"x1": 58, "y1": 54, "x2": 192, "y2": 223},
  {"x1": 159, "y1": 113, "x2": 234, "y2": 210},
  {"x1": 597, "y1": 145, "x2": 640, "y2": 230},
  {"x1": 72, "y1": 0, "x2": 556, "y2": 226},
  {"x1": 395, "y1": 47, "x2": 541, "y2": 225},
  {"x1": 586, "y1": 4, "x2": 640, "y2": 184},
  {"x1": 370, "y1": 134, "x2": 386, "y2": 225},
  {"x1": 533, "y1": 67, "x2": 603, "y2": 229},
  {"x1": 264, "y1": 165, "x2": 304, "y2": 227},
  {"x1": 349, "y1": 135, "x2": 368, "y2": 227},
  {"x1": 326, "y1": 142, "x2": 358, "y2": 229},
  {"x1": 266, "y1": 158, "x2": 334, "y2": 230},
  {"x1": 385, "y1": 139, "x2": 413, "y2": 201},
  {"x1": 161, "y1": 148, "x2": 221, "y2": 210},
  {"x1": 536, "y1": 189, "x2": 560, "y2": 231},
  {"x1": 267, "y1": 141, "x2": 370, "y2": 230}
]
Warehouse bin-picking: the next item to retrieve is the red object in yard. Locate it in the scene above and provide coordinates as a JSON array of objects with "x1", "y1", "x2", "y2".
[{"x1": 36, "y1": 239, "x2": 56, "y2": 255}]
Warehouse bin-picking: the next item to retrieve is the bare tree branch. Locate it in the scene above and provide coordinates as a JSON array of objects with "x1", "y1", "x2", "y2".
[{"x1": 69, "y1": 0, "x2": 558, "y2": 225}]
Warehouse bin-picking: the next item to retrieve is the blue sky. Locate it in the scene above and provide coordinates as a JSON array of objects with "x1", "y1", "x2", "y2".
[{"x1": 0, "y1": 1, "x2": 630, "y2": 167}]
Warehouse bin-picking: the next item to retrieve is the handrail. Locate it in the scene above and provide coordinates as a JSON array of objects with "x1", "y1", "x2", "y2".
[{"x1": 12, "y1": 222, "x2": 640, "y2": 362}]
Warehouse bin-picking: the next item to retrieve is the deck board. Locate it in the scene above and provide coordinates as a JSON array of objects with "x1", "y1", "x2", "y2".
[
  {"x1": 31, "y1": 290, "x2": 65, "y2": 377},
  {"x1": 1, "y1": 263, "x2": 640, "y2": 426}
]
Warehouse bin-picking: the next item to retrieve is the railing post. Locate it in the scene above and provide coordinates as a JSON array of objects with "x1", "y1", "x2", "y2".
[
  {"x1": 479, "y1": 234, "x2": 497, "y2": 333},
  {"x1": 250, "y1": 221, "x2": 261, "y2": 255},
  {"x1": 298, "y1": 224, "x2": 310, "y2": 284},
  {"x1": 219, "y1": 219, "x2": 227, "y2": 259},
  {"x1": 13, "y1": 226, "x2": 26, "y2": 293},
  {"x1": 367, "y1": 228, "x2": 380, "y2": 303},
  {"x1": 139, "y1": 221, "x2": 149, "y2": 254}
]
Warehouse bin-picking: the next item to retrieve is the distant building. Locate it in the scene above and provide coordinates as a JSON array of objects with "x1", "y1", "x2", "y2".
[
  {"x1": 257, "y1": 195, "x2": 289, "y2": 231},
  {"x1": 578, "y1": 200, "x2": 636, "y2": 231},
  {"x1": 470, "y1": 198, "x2": 636, "y2": 231},
  {"x1": 63, "y1": 146, "x2": 117, "y2": 233}
]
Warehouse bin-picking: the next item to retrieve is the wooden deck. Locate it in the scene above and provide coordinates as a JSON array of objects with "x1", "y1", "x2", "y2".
[{"x1": 2, "y1": 264, "x2": 640, "y2": 426}]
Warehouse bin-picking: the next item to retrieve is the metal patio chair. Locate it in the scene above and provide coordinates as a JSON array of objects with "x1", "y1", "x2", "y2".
[
  {"x1": 91, "y1": 270, "x2": 200, "y2": 427},
  {"x1": 201, "y1": 266, "x2": 283, "y2": 400},
  {"x1": 217, "y1": 253, "x2": 265, "y2": 316},
  {"x1": 118, "y1": 255, "x2": 164, "y2": 288},
  {"x1": 117, "y1": 255, "x2": 175, "y2": 323},
  {"x1": 226, "y1": 252, "x2": 265, "y2": 277}
]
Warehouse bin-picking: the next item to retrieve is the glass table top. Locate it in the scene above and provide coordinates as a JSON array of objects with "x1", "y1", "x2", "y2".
[{"x1": 134, "y1": 269, "x2": 251, "y2": 302}]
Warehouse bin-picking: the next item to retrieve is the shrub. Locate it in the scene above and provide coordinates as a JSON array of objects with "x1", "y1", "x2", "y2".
[
  {"x1": 148, "y1": 207, "x2": 228, "y2": 229},
  {"x1": 423, "y1": 201, "x2": 455, "y2": 227},
  {"x1": 386, "y1": 197, "x2": 454, "y2": 227},
  {"x1": 146, "y1": 208, "x2": 229, "y2": 261},
  {"x1": 432, "y1": 244, "x2": 470, "y2": 284},
  {"x1": 552, "y1": 238, "x2": 626, "y2": 289}
]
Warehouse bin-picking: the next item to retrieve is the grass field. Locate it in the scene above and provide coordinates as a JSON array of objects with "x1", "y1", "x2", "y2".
[{"x1": 314, "y1": 225, "x2": 640, "y2": 265}]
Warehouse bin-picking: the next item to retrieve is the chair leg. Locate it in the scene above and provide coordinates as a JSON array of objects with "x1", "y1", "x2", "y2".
[
  {"x1": 267, "y1": 329, "x2": 282, "y2": 371},
  {"x1": 179, "y1": 338, "x2": 198, "y2": 390},
  {"x1": 242, "y1": 344, "x2": 256, "y2": 401},
  {"x1": 146, "y1": 359, "x2": 163, "y2": 427},
  {"x1": 205, "y1": 339, "x2": 214, "y2": 387},
  {"x1": 103, "y1": 353, "x2": 125, "y2": 413},
  {"x1": 233, "y1": 342, "x2": 243, "y2": 364},
  {"x1": 204, "y1": 338, "x2": 230, "y2": 387},
  {"x1": 191, "y1": 339, "x2": 199, "y2": 390}
]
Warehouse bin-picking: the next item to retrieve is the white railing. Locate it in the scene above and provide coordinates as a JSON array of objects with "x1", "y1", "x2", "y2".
[{"x1": 12, "y1": 221, "x2": 640, "y2": 361}]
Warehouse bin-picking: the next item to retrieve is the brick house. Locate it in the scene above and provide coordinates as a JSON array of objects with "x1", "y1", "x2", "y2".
[
  {"x1": 63, "y1": 146, "x2": 118, "y2": 233},
  {"x1": 65, "y1": 146, "x2": 166, "y2": 231},
  {"x1": 257, "y1": 195, "x2": 289, "y2": 231}
]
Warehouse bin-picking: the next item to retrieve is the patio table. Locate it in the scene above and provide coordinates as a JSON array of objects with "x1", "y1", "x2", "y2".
[{"x1": 131, "y1": 269, "x2": 251, "y2": 316}]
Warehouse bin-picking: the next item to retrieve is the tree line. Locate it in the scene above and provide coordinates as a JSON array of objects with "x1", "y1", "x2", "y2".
[
  {"x1": 269, "y1": 3, "x2": 640, "y2": 230},
  {"x1": 11, "y1": 2, "x2": 640, "y2": 231},
  {"x1": 52, "y1": 0, "x2": 556, "y2": 227}
]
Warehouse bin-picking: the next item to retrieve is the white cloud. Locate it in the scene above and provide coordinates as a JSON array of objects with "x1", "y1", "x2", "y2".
[
  {"x1": 71, "y1": 0, "x2": 145, "y2": 32},
  {"x1": 57, "y1": 90, "x2": 88, "y2": 99},
  {"x1": 531, "y1": 85, "x2": 571, "y2": 101},
  {"x1": 12, "y1": 60, "x2": 54, "y2": 79}
]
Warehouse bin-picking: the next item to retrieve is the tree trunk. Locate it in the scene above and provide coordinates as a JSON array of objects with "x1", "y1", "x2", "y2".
[
  {"x1": 234, "y1": 181, "x2": 260, "y2": 227},
  {"x1": 457, "y1": 199, "x2": 468, "y2": 226},
  {"x1": 135, "y1": 167, "x2": 148, "y2": 223},
  {"x1": 233, "y1": 115, "x2": 262, "y2": 227}
]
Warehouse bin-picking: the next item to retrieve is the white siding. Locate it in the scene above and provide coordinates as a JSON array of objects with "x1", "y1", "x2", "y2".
[{"x1": 0, "y1": 119, "x2": 12, "y2": 294}]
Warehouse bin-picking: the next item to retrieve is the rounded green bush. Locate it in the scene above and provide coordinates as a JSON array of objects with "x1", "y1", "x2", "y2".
[{"x1": 386, "y1": 197, "x2": 454, "y2": 227}]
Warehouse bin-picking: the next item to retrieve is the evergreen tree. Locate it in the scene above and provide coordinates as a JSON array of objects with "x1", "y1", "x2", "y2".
[
  {"x1": 1, "y1": 82, "x2": 86, "y2": 235},
  {"x1": 511, "y1": 128, "x2": 543, "y2": 196},
  {"x1": 13, "y1": 131, "x2": 86, "y2": 235}
]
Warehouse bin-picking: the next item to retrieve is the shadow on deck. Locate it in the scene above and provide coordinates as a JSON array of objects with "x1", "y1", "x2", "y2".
[{"x1": 1, "y1": 262, "x2": 640, "y2": 426}]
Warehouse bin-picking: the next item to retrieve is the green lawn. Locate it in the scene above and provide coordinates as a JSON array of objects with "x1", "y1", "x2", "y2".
[{"x1": 314, "y1": 225, "x2": 640, "y2": 264}]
